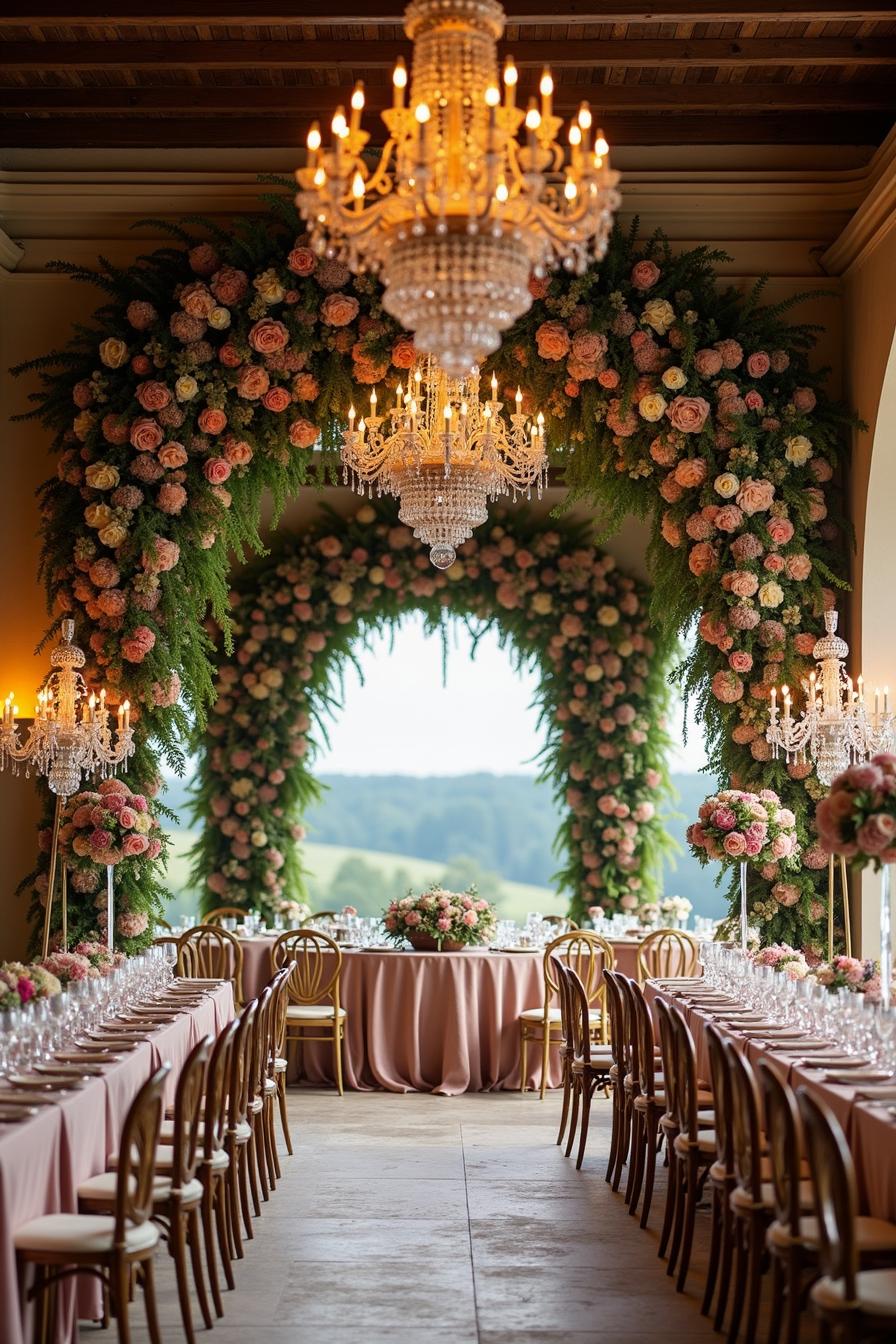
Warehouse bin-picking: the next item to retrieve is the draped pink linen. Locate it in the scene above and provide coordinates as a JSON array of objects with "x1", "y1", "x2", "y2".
[
  {"x1": 647, "y1": 982, "x2": 896, "y2": 1221},
  {"x1": 241, "y1": 939, "x2": 565, "y2": 1094},
  {"x1": 0, "y1": 979, "x2": 234, "y2": 1344}
]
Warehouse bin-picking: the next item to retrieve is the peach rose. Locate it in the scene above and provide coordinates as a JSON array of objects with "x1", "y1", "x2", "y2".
[
  {"x1": 667, "y1": 396, "x2": 710, "y2": 434},
  {"x1": 203, "y1": 457, "x2": 232, "y2": 485},
  {"x1": 736, "y1": 477, "x2": 775, "y2": 514},
  {"x1": 135, "y1": 380, "x2": 171, "y2": 413},
  {"x1": 289, "y1": 418, "x2": 319, "y2": 449},
  {"x1": 235, "y1": 366, "x2": 270, "y2": 401},
  {"x1": 198, "y1": 407, "x2": 227, "y2": 434},
  {"x1": 320, "y1": 293, "x2": 359, "y2": 327},
  {"x1": 688, "y1": 542, "x2": 717, "y2": 577},
  {"x1": 535, "y1": 320, "x2": 571, "y2": 361},
  {"x1": 286, "y1": 247, "x2": 316, "y2": 277},
  {"x1": 631, "y1": 259, "x2": 661, "y2": 290},
  {"x1": 262, "y1": 387, "x2": 291, "y2": 413},
  {"x1": 249, "y1": 318, "x2": 290, "y2": 355},
  {"x1": 158, "y1": 440, "x2": 188, "y2": 470},
  {"x1": 129, "y1": 418, "x2": 163, "y2": 453}
]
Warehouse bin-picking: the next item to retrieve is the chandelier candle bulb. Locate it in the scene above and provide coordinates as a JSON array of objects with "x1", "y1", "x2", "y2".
[
  {"x1": 393, "y1": 57, "x2": 408, "y2": 109},
  {"x1": 539, "y1": 69, "x2": 553, "y2": 120}
]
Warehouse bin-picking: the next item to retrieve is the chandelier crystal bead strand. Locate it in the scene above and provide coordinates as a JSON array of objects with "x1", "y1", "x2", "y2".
[
  {"x1": 341, "y1": 357, "x2": 548, "y2": 567},
  {"x1": 765, "y1": 609, "x2": 895, "y2": 786},
  {"x1": 295, "y1": 0, "x2": 621, "y2": 377}
]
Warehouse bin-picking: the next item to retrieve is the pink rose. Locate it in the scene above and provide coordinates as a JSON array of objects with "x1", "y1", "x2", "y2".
[
  {"x1": 287, "y1": 247, "x2": 316, "y2": 277},
  {"x1": 118, "y1": 806, "x2": 137, "y2": 829},
  {"x1": 210, "y1": 265, "x2": 249, "y2": 305},
  {"x1": 729, "y1": 570, "x2": 759, "y2": 598},
  {"x1": 746, "y1": 352, "x2": 770, "y2": 378},
  {"x1": 158, "y1": 440, "x2": 188, "y2": 469},
  {"x1": 289, "y1": 418, "x2": 319, "y2": 449},
  {"x1": 142, "y1": 536, "x2": 180, "y2": 573},
  {"x1": 792, "y1": 386, "x2": 817, "y2": 413},
  {"x1": 631, "y1": 260, "x2": 661, "y2": 290},
  {"x1": 729, "y1": 650, "x2": 753, "y2": 673},
  {"x1": 714, "y1": 504, "x2": 744, "y2": 533},
  {"x1": 320, "y1": 293, "x2": 359, "y2": 327},
  {"x1": 179, "y1": 281, "x2": 216, "y2": 318},
  {"x1": 129, "y1": 417, "x2": 164, "y2": 453},
  {"x1": 736, "y1": 477, "x2": 775, "y2": 515},
  {"x1": 785, "y1": 553, "x2": 812, "y2": 581},
  {"x1": 157, "y1": 482, "x2": 187, "y2": 514},
  {"x1": 262, "y1": 387, "x2": 291, "y2": 413},
  {"x1": 135, "y1": 380, "x2": 171, "y2": 412},
  {"x1": 535, "y1": 321, "x2": 571, "y2": 361},
  {"x1": 767, "y1": 516, "x2": 795, "y2": 546},
  {"x1": 236, "y1": 366, "x2": 270, "y2": 401},
  {"x1": 722, "y1": 831, "x2": 747, "y2": 857},
  {"x1": 198, "y1": 407, "x2": 227, "y2": 434},
  {"x1": 857, "y1": 813, "x2": 896, "y2": 855},
  {"x1": 771, "y1": 834, "x2": 794, "y2": 859},
  {"x1": 462, "y1": 909, "x2": 478, "y2": 927},
  {"x1": 122, "y1": 833, "x2": 149, "y2": 857},
  {"x1": 667, "y1": 396, "x2": 710, "y2": 434},
  {"x1": 203, "y1": 457, "x2": 232, "y2": 485},
  {"x1": 688, "y1": 542, "x2": 717, "y2": 577},
  {"x1": 249, "y1": 318, "x2": 290, "y2": 355}
]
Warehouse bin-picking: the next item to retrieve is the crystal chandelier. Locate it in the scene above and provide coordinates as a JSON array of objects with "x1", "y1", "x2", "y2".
[
  {"x1": 765, "y1": 609, "x2": 894, "y2": 786},
  {"x1": 0, "y1": 619, "x2": 134, "y2": 798},
  {"x1": 294, "y1": 0, "x2": 621, "y2": 378},
  {"x1": 341, "y1": 357, "x2": 547, "y2": 568}
]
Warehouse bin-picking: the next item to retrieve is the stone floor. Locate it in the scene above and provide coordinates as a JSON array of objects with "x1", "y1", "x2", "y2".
[{"x1": 101, "y1": 1086, "x2": 814, "y2": 1344}]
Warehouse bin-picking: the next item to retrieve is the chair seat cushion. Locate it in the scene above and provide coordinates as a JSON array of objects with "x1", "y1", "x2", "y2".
[
  {"x1": 287, "y1": 1004, "x2": 346, "y2": 1020},
  {"x1": 519, "y1": 1007, "x2": 602, "y2": 1024},
  {"x1": 770, "y1": 1215, "x2": 896, "y2": 1255},
  {"x1": 811, "y1": 1269, "x2": 896, "y2": 1317},
  {"x1": 732, "y1": 1181, "x2": 814, "y2": 1215},
  {"x1": 14, "y1": 1213, "x2": 158, "y2": 1255},
  {"x1": 273, "y1": 1056, "x2": 288, "y2": 1073},
  {"x1": 674, "y1": 1129, "x2": 717, "y2": 1157},
  {"x1": 264, "y1": 1078, "x2": 277, "y2": 1095}
]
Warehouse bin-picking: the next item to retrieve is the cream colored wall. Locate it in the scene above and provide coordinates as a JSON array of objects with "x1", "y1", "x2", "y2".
[{"x1": 0, "y1": 142, "x2": 873, "y2": 960}]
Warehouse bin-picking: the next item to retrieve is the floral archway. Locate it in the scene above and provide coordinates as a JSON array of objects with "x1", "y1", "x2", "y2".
[
  {"x1": 192, "y1": 505, "x2": 673, "y2": 924},
  {"x1": 15, "y1": 187, "x2": 850, "y2": 953}
]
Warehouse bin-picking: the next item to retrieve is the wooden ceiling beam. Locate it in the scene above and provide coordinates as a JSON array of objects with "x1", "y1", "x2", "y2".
[
  {"x1": 2, "y1": 2, "x2": 895, "y2": 23},
  {"x1": 0, "y1": 112, "x2": 887, "y2": 147},
  {"x1": 3, "y1": 35, "x2": 895, "y2": 70},
  {"x1": 2, "y1": 82, "x2": 891, "y2": 113}
]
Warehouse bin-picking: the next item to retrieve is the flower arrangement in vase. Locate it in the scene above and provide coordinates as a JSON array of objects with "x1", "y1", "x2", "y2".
[
  {"x1": 383, "y1": 885, "x2": 498, "y2": 950},
  {"x1": 688, "y1": 787, "x2": 800, "y2": 949},
  {"x1": 751, "y1": 942, "x2": 811, "y2": 980},
  {"x1": 814, "y1": 955, "x2": 881, "y2": 998},
  {"x1": 660, "y1": 895, "x2": 693, "y2": 928},
  {"x1": 0, "y1": 962, "x2": 61, "y2": 1008},
  {"x1": 815, "y1": 753, "x2": 896, "y2": 1003}
]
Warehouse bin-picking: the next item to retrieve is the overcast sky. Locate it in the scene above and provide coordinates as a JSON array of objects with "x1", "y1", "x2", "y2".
[{"x1": 313, "y1": 613, "x2": 708, "y2": 777}]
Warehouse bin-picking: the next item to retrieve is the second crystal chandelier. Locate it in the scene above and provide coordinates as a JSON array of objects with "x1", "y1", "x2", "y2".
[
  {"x1": 295, "y1": 0, "x2": 621, "y2": 378},
  {"x1": 341, "y1": 359, "x2": 547, "y2": 568}
]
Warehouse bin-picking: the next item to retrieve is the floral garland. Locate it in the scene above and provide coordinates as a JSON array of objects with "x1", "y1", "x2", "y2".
[
  {"x1": 14, "y1": 189, "x2": 850, "y2": 951},
  {"x1": 192, "y1": 503, "x2": 672, "y2": 924}
]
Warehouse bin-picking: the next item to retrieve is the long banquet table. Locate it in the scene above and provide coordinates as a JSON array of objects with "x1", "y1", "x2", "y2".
[
  {"x1": 0, "y1": 979, "x2": 234, "y2": 1344},
  {"x1": 647, "y1": 980, "x2": 896, "y2": 1221}
]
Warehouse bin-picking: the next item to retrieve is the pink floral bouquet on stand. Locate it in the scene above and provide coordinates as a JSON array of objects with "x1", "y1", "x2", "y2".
[
  {"x1": 751, "y1": 943, "x2": 811, "y2": 980},
  {"x1": 815, "y1": 753, "x2": 896, "y2": 1005},
  {"x1": 688, "y1": 787, "x2": 800, "y2": 951},
  {"x1": 382, "y1": 885, "x2": 498, "y2": 950},
  {"x1": 0, "y1": 961, "x2": 62, "y2": 1008},
  {"x1": 814, "y1": 955, "x2": 881, "y2": 999}
]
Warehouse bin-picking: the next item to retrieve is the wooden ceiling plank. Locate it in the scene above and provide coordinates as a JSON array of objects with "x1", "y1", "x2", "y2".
[
  {"x1": 4, "y1": 34, "x2": 896, "y2": 70},
  {"x1": 0, "y1": 110, "x2": 887, "y2": 146},
  {"x1": 3, "y1": 3, "x2": 895, "y2": 23},
  {"x1": 2, "y1": 80, "x2": 891, "y2": 110}
]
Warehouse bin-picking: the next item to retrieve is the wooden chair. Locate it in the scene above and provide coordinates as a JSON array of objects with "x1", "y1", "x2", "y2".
[
  {"x1": 519, "y1": 931, "x2": 614, "y2": 1099},
  {"x1": 81, "y1": 1038, "x2": 213, "y2": 1344},
  {"x1": 761, "y1": 1062, "x2": 896, "y2": 1344},
  {"x1": 560, "y1": 962, "x2": 613, "y2": 1170},
  {"x1": 619, "y1": 975, "x2": 669, "y2": 1226},
  {"x1": 637, "y1": 927, "x2": 699, "y2": 982},
  {"x1": 271, "y1": 929, "x2": 347, "y2": 1096},
  {"x1": 203, "y1": 905, "x2": 248, "y2": 926},
  {"x1": 654, "y1": 998, "x2": 716, "y2": 1292},
  {"x1": 601, "y1": 968, "x2": 632, "y2": 1193},
  {"x1": 15, "y1": 1065, "x2": 170, "y2": 1344},
  {"x1": 195, "y1": 1020, "x2": 238, "y2": 1318},
  {"x1": 551, "y1": 952, "x2": 576, "y2": 1151},
  {"x1": 797, "y1": 1087, "x2": 896, "y2": 1344},
  {"x1": 225, "y1": 999, "x2": 258, "y2": 1256},
  {"x1": 703, "y1": 1023, "x2": 739, "y2": 1330},
  {"x1": 178, "y1": 924, "x2": 244, "y2": 1007},
  {"x1": 725, "y1": 1040, "x2": 777, "y2": 1344},
  {"x1": 268, "y1": 966, "x2": 293, "y2": 1158}
]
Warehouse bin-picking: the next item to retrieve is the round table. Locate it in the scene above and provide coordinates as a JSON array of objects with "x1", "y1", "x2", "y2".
[{"x1": 241, "y1": 938, "x2": 568, "y2": 1095}]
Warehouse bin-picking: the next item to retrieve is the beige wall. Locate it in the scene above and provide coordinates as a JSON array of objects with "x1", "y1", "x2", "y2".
[{"x1": 0, "y1": 142, "x2": 878, "y2": 959}]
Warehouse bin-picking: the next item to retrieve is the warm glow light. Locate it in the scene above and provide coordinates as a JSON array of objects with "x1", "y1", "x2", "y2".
[
  {"x1": 503, "y1": 57, "x2": 518, "y2": 87},
  {"x1": 350, "y1": 84, "x2": 365, "y2": 112},
  {"x1": 539, "y1": 70, "x2": 553, "y2": 98},
  {"x1": 307, "y1": 123, "x2": 322, "y2": 152},
  {"x1": 415, "y1": 102, "x2": 431, "y2": 124},
  {"x1": 485, "y1": 85, "x2": 500, "y2": 107},
  {"x1": 524, "y1": 105, "x2": 541, "y2": 131},
  {"x1": 393, "y1": 58, "x2": 408, "y2": 89}
]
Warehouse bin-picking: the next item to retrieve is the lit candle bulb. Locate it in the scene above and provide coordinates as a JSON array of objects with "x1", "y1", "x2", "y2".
[
  {"x1": 485, "y1": 84, "x2": 500, "y2": 112},
  {"x1": 568, "y1": 122, "x2": 582, "y2": 166},
  {"x1": 370, "y1": 388, "x2": 377, "y2": 415},
  {"x1": 117, "y1": 701, "x2": 125, "y2": 729},
  {"x1": 782, "y1": 685, "x2": 791, "y2": 721},
  {"x1": 331, "y1": 107, "x2": 347, "y2": 141},
  {"x1": 594, "y1": 129, "x2": 609, "y2": 159},
  {"x1": 524, "y1": 101, "x2": 541, "y2": 153},
  {"x1": 503, "y1": 57, "x2": 518, "y2": 109},
  {"x1": 536, "y1": 411, "x2": 545, "y2": 435},
  {"x1": 395, "y1": 382, "x2": 402, "y2": 408},
  {"x1": 564, "y1": 176, "x2": 578, "y2": 202},
  {"x1": 122, "y1": 700, "x2": 130, "y2": 731},
  {"x1": 349, "y1": 82, "x2": 365, "y2": 136},
  {"x1": 443, "y1": 404, "x2": 452, "y2": 425},
  {"x1": 770, "y1": 686, "x2": 777, "y2": 716},
  {"x1": 415, "y1": 102, "x2": 430, "y2": 158},
  {"x1": 515, "y1": 386, "x2": 523, "y2": 412},
  {"x1": 306, "y1": 122, "x2": 322, "y2": 168},
  {"x1": 348, "y1": 405, "x2": 355, "y2": 430},
  {"x1": 876, "y1": 687, "x2": 881, "y2": 720},
  {"x1": 460, "y1": 400, "x2": 468, "y2": 418},
  {"x1": 351, "y1": 171, "x2": 365, "y2": 207},
  {"x1": 392, "y1": 57, "x2": 407, "y2": 110},
  {"x1": 491, "y1": 372, "x2": 498, "y2": 400},
  {"x1": 539, "y1": 69, "x2": 553, "y2": 120},
  {"x1": 358, "y1": 417, "x2": 366, "y2": 439}
]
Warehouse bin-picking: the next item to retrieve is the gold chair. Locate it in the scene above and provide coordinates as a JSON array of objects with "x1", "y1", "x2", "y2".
[
  {"x1": 797, "y1": 1087, "x2": 896, "y2": 1344},
  {"x1": 271, "y1": 929, "x2": 347, "y2": 1096},
  {"x1": 178, "y1": 924, "x2": 244, "y2": 1007},
  {"x1": 15, "y1": 1065, "x2": 169, "y2": 1344},
  {"x1": 203, "y1": 905, "x2": 249, "y2": 926},
  {"x1": 637, "y1": 927, "x2": 699, "y2": 982},
  {"x1": 519, "y1": 930, "x2": 614, "y2": 1099}
]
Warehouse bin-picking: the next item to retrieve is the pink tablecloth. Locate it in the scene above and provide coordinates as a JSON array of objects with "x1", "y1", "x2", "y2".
[
  {"x1": 0, "y1": 979, "x2": 234, "y2": 1344},
  {"x1": 647, "y1": 982, "x2": 896, "y2": 1221},
  {"x1": 241, "y1": 938, "x2": 564, "y2": 1095}
]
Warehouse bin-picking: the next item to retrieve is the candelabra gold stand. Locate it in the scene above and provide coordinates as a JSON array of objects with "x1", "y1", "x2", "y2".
[{"x1": 827, "y1": 853, "x2": 851, "y2": 963}]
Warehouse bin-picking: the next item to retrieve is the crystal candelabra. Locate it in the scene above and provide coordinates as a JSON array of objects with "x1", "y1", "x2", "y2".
[
  {"x1": 0, "y1": 619, "x2": 135, "y2": 955},
  {"x1": 295, "y1": 0, "x2": 621, "y2": 377},
  {"x1": 765, "y1": 609, "x2": 894, "y2": 788},
  {"x1": 341, "y1": 357, "x2": 548, "y2": 567}
]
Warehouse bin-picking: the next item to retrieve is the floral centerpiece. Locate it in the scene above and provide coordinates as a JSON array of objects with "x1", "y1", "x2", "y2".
[
  {"x1": 383, "y1": 885, "x2": 497, "y2": 951},
  {"x1": 751, "y1": 942, "x2": 811, "y2": 980},
  {"x1": 0, "y1": 961, "x2": 61, "y2": 1008},
  {"x1": 56, "y1": 777, "x2": 166, "y2": 953},
  {"x1": 39, "y1": 950, "x2": 95, "y2": 984},
  {"x1": 275, "y1": 898, "x2": 310, "y2": 927},
  {"x1": 660, "y1": 895, "x2": 692, "y2": 927},
  {"x1": 638, "y1": 901, "x2": 661, "y2": 926},
  {"x1": 815, "y1": 754, "x2": 896, "y2": 1004},
  {"x1": 815, "y1": 954, "x2": 881, "y2": 997}
]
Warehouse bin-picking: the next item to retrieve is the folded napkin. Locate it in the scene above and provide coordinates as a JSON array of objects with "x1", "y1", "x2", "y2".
[{"x1": 855, "y1": 1085, "x2": 896, "y2": 1101}]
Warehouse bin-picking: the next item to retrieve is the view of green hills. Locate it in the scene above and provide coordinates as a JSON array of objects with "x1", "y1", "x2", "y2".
[{"x1": 160, "y1": 771, "x2": 726, "y2": 925}]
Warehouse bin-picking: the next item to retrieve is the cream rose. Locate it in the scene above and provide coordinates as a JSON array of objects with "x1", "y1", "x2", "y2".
[
  {"x1": 84, "y1": 502, "x2": 113, "y2": 530},
  {"x1": 642, "y1": 298, "x2": 676, "y2": 335},
  {"x1": 638, "y1": 392, "x2": 667, "y2": 423},
  {"x1": 253, "y1": 269, "x2": 285, "y2": 304},
  {"x1": 714, "y1": 472, "x2": 740, "y2": 499},
  {"x1": 661, "y1": 366, "x2": 687, "y2": 391},
  {"x1": 784, "y1": 435, "x2": 813, "y2": 467},
  {"x1": 758, "y1": 581, "x2": 784, "y2": 608},
  {"x1": 98, "y1": 521, "x2": 128, "y2": 548},
  {"x1": 208, "y1": 307, "x2": 231, "y2": 330},
  {"x1": 175, "y1": 375, "x2": 199, "y2": 401},
  {"x1": 99, "y1": 337, "x2": 129, "y2": 369},
  {"x1": 531, "y1": 592, "x2": 553, "y2": 615},
  {"x1": 330, "y1": 582, "x2": 353, "y2": 606},
  {"x1": 85, "y1": 462, "x2": 120, "y2": 491},
  {"x1": 598, "y1": 605, "x2": 620, "y2": 626}
]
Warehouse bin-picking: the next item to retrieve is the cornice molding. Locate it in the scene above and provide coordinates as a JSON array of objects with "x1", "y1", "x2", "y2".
[{"x1": 822, "y1": 126, "x2": 896, "y2": 276}]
